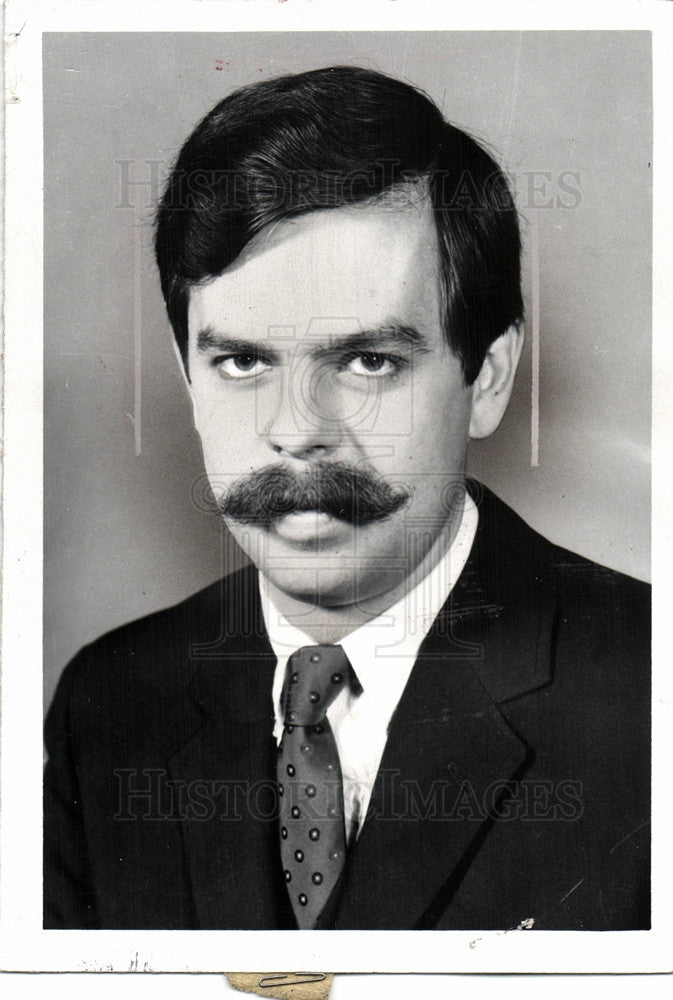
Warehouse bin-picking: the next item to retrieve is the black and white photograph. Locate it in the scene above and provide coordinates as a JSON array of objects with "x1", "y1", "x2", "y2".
[{"x1": 1, "y1": 0, "x2": 672, "y2": 983}]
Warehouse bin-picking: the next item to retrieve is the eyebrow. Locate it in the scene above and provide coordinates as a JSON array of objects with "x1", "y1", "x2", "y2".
[
  {"x1": 317, "y1": 323, "x2": 430, "y2": 355},
  {"x1": 196, "y1": 327, "x2": 273, "y2": 356},
  {"x1": 196, "y1": 321, "x2": 430, "y2": 356}
]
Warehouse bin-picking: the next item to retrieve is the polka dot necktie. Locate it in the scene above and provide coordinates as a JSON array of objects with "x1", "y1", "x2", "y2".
[{"x1": 277, "y1": 645, "x2": 349, "y2": 929}]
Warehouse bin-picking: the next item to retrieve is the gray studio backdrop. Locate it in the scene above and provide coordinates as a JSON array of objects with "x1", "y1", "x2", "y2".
[{"x1": 43, "y1": 31, "x2": 652, "y2": 709}]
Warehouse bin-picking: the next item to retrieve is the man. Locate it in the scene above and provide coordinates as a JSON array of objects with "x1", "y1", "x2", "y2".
[{"x1": 44, "y1": 66, "x2": 650, "y2": 931}]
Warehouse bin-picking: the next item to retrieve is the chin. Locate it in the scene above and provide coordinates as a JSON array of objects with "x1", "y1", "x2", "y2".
[
  {"x1": 266, "y1": 558, "x2": 413, "y2": 610},
  {"x1": 226, "y1": 518, "x2": 410, "y2": 607},
  {"x1": 264, "y1": 565, "x2": 361, "y2": 607}
]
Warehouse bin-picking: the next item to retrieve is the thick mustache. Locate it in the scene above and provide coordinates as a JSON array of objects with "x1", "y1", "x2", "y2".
[{"x1": 218, "y1": 462, "x2": 410, "y2": 526}]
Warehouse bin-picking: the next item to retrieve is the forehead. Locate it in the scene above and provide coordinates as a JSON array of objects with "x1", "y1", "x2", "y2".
[{"x1": 187, "y1": 201, "x2": 443, "y2": 341}]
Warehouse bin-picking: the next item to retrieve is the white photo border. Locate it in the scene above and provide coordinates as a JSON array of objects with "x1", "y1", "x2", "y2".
[{"x1": 2, "y1": 0, "x2": 672, "y2": 975}]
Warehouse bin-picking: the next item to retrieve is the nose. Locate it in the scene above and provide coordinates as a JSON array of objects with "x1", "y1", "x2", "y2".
[{"x1": 264, "y1": 361, "x2": 343, "y2": 460}]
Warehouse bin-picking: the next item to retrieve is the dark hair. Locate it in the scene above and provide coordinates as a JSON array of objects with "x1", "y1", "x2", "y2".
[{"x1": 155, "y1": 66, "x2": 523, "y2": 384}]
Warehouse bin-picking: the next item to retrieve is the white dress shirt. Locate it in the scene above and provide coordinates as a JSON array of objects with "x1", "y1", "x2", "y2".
[{"x1": 259, "y1": 494, "x2": 478, "y2": 842}]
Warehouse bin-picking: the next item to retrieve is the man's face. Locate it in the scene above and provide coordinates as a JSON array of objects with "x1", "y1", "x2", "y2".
[{"x1": 187, "y1": 199, "x2": 475, "y2": 608}]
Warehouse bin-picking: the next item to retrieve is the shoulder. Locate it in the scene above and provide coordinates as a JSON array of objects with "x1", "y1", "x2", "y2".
[
  {"x1": 470, "y1": 479, "x2": 650, "y2": 615},
  {"x1": 469, "y1": 480, "x2": 650, "y2": 770},
  {"x1": 475, "y1": 484, "x2": 649, "y2": 733},
  {"x1": 467, "y1": 480, "x2": 650, "y2": 712},
  {"x1": 45, "y1": 565, "x2": 260, "y2": 739}
]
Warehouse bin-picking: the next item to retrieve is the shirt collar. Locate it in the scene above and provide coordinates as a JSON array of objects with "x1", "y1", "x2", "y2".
[
  {"x1": 338, "y1": 493, "x2": 477, "y2": 714},
  {"x1": 260, "y1": 493, "x2": 478, "y2": 729}
]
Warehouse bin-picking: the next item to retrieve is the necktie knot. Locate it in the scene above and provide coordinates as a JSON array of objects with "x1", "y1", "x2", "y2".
[{"x1": 282, "y1": 645, "x2": 349, "y2": 728}]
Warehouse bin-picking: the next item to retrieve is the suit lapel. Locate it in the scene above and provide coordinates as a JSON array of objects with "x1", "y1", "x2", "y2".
[
  {"x1": 332, "y1": 631, "x2": 532, "y2": 928},
  {"x1": 166, "y1": 568, "x2": 292, "y2": 929},
  {"x1": 333, "y1": 484, "x2": 557, "y2": 929}
]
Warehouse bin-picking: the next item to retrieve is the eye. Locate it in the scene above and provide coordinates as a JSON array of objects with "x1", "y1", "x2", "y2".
[
  {"x1": 345, "y1": 352, "x2": 405, "y2": 378},
  {"x1": 215, "y1": 353, "x2": 272, "y2": 380}
]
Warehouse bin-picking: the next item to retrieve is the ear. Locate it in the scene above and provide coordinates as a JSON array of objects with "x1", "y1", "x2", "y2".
[{"x1": 469, "y1": 324, "x2": 524, "y2": 439}]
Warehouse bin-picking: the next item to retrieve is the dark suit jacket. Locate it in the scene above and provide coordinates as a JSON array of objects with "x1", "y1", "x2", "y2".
[{"x1": 44, "y1": 484, "x2": 650, "y2": 930}]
